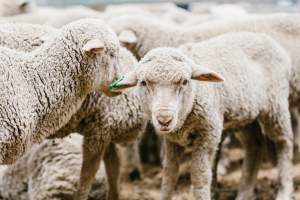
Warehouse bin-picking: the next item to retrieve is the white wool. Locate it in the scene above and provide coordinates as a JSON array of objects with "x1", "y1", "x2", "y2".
[
  {"x1": 0, "y1": 134, "x2": 107, "y2": 200},
  {"x1": 0, "y1": 19, "x2": 121, "y2": 164}
]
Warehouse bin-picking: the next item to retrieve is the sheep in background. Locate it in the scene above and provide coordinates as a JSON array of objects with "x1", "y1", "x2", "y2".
[
  {"x1": 44, "y1": 6, "x2": 101, "y2": 28},
  {"x1": 102, "y1": 5, "x2": 157, "y2": 21},
  {"x1": 155, "y1": 4, "x2": 212, "y2": 24},
  {"x1": 0, "y1": 7, "x2": 55, "y2": 24},
  {"x1": 105, "y1": 3, "x2": 212, "y2": 25},
  {"x1": 108, "y1": 14, "x2": 299, "y2": 61},
  {"x1": 0, "y1": 4, "x2": 177, "y2": 28},
  {"x1": 0, "y1": 0, "x2": 33, "y2": 16},
  {"x1": 0, "y1": 5, "x2": 101, "y2": 27},
  {"x1": 0, "y1": 133, "x2": 107, "y2": 200},
  {"x1": 0, "y1": 19, "x2": 121, "y2": 164},
  {"x1": 190, "y1": 3, "x2": 248, "y2": 19},
  {"x1": 209, "y1": 4, "x2": 248, "y2": 19},
  {"x1": 0, "y1": 23, "x2": 54, "y2": 51},
  {"x1": 111, "y1": 32, "x2": 293, "y2": 200}
]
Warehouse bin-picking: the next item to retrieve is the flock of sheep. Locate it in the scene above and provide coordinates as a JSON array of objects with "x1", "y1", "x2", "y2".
[{"x1": 0, "y1": 0, "x2": 299, "y2": 200}]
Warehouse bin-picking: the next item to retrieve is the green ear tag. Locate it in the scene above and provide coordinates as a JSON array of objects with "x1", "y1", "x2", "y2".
[{"x1": 109, "y1": 76, "x2": 124, "y2": 91}]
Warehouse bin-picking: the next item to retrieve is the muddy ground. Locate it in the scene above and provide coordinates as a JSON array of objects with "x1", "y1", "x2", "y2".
[{"x1": 120, "y1": 148, "x2": 300, "y2": 200}]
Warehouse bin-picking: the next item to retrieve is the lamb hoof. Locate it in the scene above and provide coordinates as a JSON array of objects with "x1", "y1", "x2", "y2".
[{"x1": 236, "y1": 190, "x2": 256, "y2": 200}]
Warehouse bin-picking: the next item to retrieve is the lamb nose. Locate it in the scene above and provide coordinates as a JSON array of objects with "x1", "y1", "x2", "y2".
[{"x1": 157, "y1": 114, "x2": 173, "y2": 126}]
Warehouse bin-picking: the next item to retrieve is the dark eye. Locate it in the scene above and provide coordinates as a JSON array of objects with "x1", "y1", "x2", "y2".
[
  {"x1": 140, "y1": 80, "x2": 147, "y2": 86},
  {"x1": 182, "y1": 79, "x2": 188, "y2": 86},
  {"x1": 110, "y1": 52, "x2": 115, "y2": 57}
]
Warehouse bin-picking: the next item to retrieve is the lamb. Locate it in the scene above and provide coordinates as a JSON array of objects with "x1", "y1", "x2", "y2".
[
  {"x1": 0, "y1": 19, "x2": 121, "y2": 164},
  {"x1": 0, "y1": 133, "x2": 107, "y2": 200},
  {"x1": 109, "y1": 13, "x2": 300, "y2": 155},
  {"x1": 52, "y1": 46, "x2": 147, "y2": 200},
  {"x1": 111, "y1": 32, "x2": 294, "y2": 200},
  {"x1": 0, "y1": 22, "x2": 145, "y2": 200}
]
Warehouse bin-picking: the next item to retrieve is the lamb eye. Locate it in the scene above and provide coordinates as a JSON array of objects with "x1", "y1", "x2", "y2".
[
  {"x1": 140, "y1": 80, "x2": 147, "y2": 86},
  {"x1": 182, "y1": 79, "x2": 188, "y2": 85}
]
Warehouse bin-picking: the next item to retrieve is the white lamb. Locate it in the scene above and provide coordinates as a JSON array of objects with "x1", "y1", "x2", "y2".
[
  {"x1": 0, "y1": 133, "x2": 107, "y2": 200},
  {"x1": 0, "y1": 19, "x2": 121, "y2": 164},
  {"x1": 109, "y1": 13, "x2": 300, "y2": 155},
  {"x1": 111, "y1": 32, "x2": 293, "y2": 200}
]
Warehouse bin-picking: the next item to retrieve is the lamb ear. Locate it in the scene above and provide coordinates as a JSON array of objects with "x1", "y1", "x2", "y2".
[
  {"x1": 83, "y1": 39, "x2": 104, "y2": 54},
  {"x1": 191, "y1": 66, "x2": 224, "y2": 82},
  {"x1": 118, "y1": 30, "x2": 137, "y2": 45},
  {"x1": 109, "y1": 71, "x2": 138, "y2": 93}
]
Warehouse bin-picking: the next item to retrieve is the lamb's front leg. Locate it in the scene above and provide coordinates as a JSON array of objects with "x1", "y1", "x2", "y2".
[
  {"x1": 160, "y1": 139, "x2": 183, "y2": 200},
  {"x1": 190, "y1": 131, "x2": 220, "y2": 200},
  {"x1": 211, "y1": 132, "x2": 227, "y2": 199},
  {"x1": 75, "y1": 136, "x2": 108, "y2": 200},
  {"x1": 236, "y1": 122, "x2": 263, "y2": 200},
  {"x1": 291, "y1": 108, "x2": 300, "y2": 160},
  {"x1": 259, "y1": 105, "x2": 293, "y2": 200},
  {"x1": 104, "y1": 143, "x2": 120, "y2": 200}
]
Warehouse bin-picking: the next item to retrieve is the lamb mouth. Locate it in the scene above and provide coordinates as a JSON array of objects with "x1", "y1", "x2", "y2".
[
  {"x1": 159, "y1": 126, "x2": 171, "y2": 132},
  {"x1": 103, "y1": 90, "x2": 121, "y2": 97},
  {"x1": 101, "y1": 86, "x2": 122, "y2": 97}
]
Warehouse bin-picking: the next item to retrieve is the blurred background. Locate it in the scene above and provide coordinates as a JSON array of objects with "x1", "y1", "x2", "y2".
[{"x1": 35, "y1": 0, "x2": 300, "y2": 13}]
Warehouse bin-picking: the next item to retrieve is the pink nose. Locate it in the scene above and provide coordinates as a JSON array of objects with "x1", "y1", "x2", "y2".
[{"x1": 156, "y1": 113, "x2": 173, "y2": 127}]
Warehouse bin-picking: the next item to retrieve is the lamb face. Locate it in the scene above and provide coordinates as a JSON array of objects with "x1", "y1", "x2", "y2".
[
  {"x1": 111, "y1": 47, "x2": 224, "y2": 134},
  {"x1": 87, "y1": 41, "x2": 121, "y2": 97},
  {"x1": 139, "y1": 51, "x2": 194, "y2": 134},
  {"x1": 63, "y1": 19, "x2": 122, "y2": 96}
]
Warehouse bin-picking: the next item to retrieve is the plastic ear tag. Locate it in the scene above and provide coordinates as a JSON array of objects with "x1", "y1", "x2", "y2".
[{"x1": 109, "y1": 76, "x2": 124, "y2": 91}]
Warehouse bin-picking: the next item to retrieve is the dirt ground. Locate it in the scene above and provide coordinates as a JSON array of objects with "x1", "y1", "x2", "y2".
[{"x1": 120, "y1": 148, "x2": 300, "y2": 200}]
